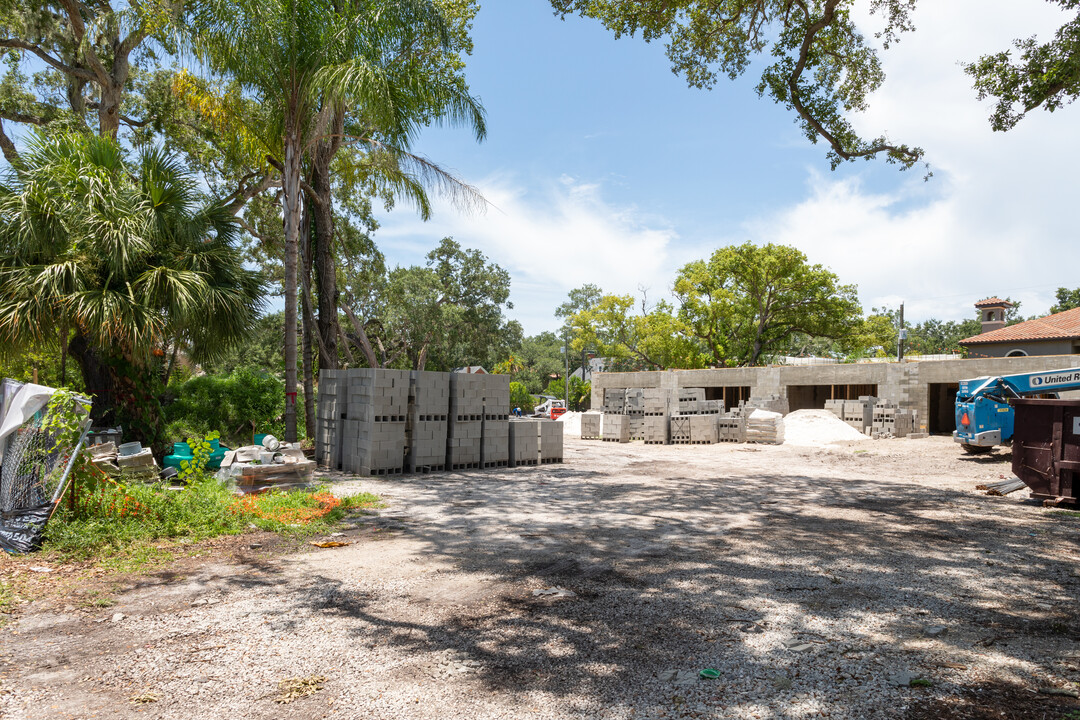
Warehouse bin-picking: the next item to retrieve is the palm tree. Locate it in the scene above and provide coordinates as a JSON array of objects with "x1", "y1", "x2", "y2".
[
  {"x1": 187, "y1": 0, "x2": 486, "y2": 441},
  {"x1": 0, "y1": 132, "x2": 264, "y2": 445}
]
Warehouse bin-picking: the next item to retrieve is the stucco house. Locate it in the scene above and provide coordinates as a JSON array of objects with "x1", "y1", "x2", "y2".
[{"x1": 961, "y1": 297, "x2": 1080, "y2": 358}]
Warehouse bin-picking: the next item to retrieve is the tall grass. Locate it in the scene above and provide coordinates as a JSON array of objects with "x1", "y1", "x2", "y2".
[{"x1": 44, "y1": 473, "x2": 381, "y2": 559}]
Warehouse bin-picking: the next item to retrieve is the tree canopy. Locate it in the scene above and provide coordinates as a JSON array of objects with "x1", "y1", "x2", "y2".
[
  {"x1": 0, "y1": 132, "x2": 263, "y2": 439},
  {"x1": 674, "y1": 242, "x2": 861, "y2": 366},
  {"x1": 550, "y1": 0, "x2": 925, "y2": 171}
]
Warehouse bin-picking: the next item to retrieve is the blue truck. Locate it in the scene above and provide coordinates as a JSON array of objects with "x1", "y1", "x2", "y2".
[{"x1": 954, "y1": 367, "x2": 1080, "y2": 453}]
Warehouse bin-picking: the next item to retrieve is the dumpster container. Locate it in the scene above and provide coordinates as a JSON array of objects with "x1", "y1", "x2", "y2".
[{"x1": 1012, "y1": 398, "x2": 1080, "y2": 503}]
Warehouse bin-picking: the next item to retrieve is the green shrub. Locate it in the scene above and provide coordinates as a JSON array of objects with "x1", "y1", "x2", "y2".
[
  {"x1": 509, "y1": 381, "x2": 536, "y2": 414},
  {"x1": 164, "y1": 368, "x2": 296, "y2": 445}
]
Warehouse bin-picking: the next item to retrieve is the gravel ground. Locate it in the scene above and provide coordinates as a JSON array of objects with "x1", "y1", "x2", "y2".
[{"x1": 2, "y1": 435, "x2": 1079, "y2": 719}]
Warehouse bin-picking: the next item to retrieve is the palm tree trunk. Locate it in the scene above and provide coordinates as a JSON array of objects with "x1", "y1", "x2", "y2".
[
  {"x1": 300, "y1": 195, "x2": 316, "y2": 440},
  {"x1": 281, "y1": 117, "x2": 302, "y2": 442},
  {"x1": 312, "y1": 112, "x2": 342, "y2": 370}
]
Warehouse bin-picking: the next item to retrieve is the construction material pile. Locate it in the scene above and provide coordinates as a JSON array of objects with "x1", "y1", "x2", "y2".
[
  {"x1": 317, "y1": 369, "x2": 561, "y2": 476},
  {"x1": 783, "y1": 409, "x2": 871, "y2": 447},
  {"x1": 90, "y1": 441, "x2": 159, "y2": 483},
  {"x1": 216, "y1": 439, "x2": 315, "y2": 493},
  {"x1": 825, "y1": 397, "x2": 921, "y2": 438},
  {"x1": 746, "y1": 409, "x2": 785, "y2": 445}
]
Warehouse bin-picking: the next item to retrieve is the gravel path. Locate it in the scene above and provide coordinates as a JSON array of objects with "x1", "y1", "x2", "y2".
[{"x1": 2, "y1": 436, "x2": 1079, "y2": 719}]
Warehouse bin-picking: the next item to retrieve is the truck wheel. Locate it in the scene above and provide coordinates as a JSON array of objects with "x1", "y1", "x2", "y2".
[{"x1": 961, "y1": 443, "x2": 995, "y2": 455}]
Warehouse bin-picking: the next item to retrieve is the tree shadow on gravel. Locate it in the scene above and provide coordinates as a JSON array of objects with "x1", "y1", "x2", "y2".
[{"x1": 289, "y1": 452, "x2": 1080, "y2": 718}]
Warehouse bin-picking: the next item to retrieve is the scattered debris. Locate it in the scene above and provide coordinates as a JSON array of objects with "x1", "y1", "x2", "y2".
[
  {"x1": 976, "y1": 477, "x2": 1026, "y2": 496},
  {"x1": 129, "y1": 691, "x2": 159, "y2": 704},
  {"x1": 889, "y1": 671, "x2": 919, "y2": 687},
  {"x1": 771, "y1": 675, "x2": 794, "y2": 690},
  {"x1": 1039, "y1": 687, "x2": 1080, "y2": 698},
  {"x1": 659, "y1": 669, "x2": 699, "y2": 686},
  {"x1": 698, "y1": 668, "x2": 720, "y2": 679},
  {"x1": 111, "y1": 612, "x2": 125, "y2": 623},
  {"x1": 924, "y1": 625, "x2": 948, "y2": 638},
  {"x1": 310, "y1": 541, "x2": 351, "y2": 548},
  {"x1": 28, "y1": 566, "x2": 53, "y2": 573},
  {"x1": 274, "y1": 675, "x2": 327, "y2": 704},
  {"x1": 532, "y1": 587, "x2": 576, "y2": 598}
]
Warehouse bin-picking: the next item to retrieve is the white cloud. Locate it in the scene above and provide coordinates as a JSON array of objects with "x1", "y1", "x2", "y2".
[{"x1": 375, "y1": 174, "x2": 689, "y2": 333}]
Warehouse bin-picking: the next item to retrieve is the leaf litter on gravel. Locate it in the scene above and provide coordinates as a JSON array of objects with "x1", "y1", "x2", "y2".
[{"x1": 274, "y1": 675, "x2": 327, "y2": 704}]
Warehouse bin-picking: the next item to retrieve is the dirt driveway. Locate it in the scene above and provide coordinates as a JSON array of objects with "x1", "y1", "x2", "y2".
[{"x1": 2, "y1": 436, "x2": 1079, "y2": 720}]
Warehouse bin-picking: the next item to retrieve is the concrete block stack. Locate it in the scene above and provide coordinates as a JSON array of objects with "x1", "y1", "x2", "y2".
[
  {"x1": 315, "y1": 370, "x2": 343, "y2": 469},
  {"x1": 643, "y1": 388, "x2": 676, "y2": 416},
  {"x1": 842, "y1": 396, "x2": 877, "y2": 434},
  {"x1": 602, "y1": 414, "x2": 630, "y2": 443},
  {"x1": 580, "y1": 412, "x2": 602, "y2": 440},
  {"x1": 670, "y1": 416, "x2": 692, "y2": 444},
  {"x1": 508, "y1": 418, "x2": 539, "y2": 466},
  {"x1": 689, "y1": 415, "x2": 718, "y2": 444},
  {"x1": 539, "y1": 419, "x2": 563, "y2": 463},
  {"x1": 824, "y1": 399, "x2": 845, "y2": 419},
  {"x1": 481, "y1": 374, "x2": 510, "y2": 469},
  {"x1": 602, "y1": 388, "x2": 626, "y2": 414},
  {"x1": 744, "y1": 394, "x2": 790, "y2": 415},
  {"x1": 407, "y1": 371, "x2": 449, "y2": 473},
  {"x1": 679, "y1": 399, "x2": 725, "y2": 415},
  {"x1": 625, "y1": 389, "x2": 645, "y2": 440},
  {"x1": 341, "y1": 368, "x2": 409, "y2": 475},
  {"x1": 447, "y1": 373, "x2": 484, "y2": 470},
  {"x1": 746, "y1": 409, "x2": 785, "y2": 445},
  {"x1": 717, "y1": 414, "x2": 747, "y2": 442},
  {"x1": 643, "y1": 414, "x2": 669, "y2": 444},
  {"x1": 871, "y1": 402, "x2": 917, "y2": 439}
]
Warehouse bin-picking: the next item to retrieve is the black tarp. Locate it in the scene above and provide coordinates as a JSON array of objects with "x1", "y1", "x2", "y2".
[{"x1": 0, "y1": 502, "x2": 52, "y2": 554}]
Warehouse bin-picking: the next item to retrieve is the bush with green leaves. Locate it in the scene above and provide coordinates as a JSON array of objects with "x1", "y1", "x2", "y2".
[
  {"x1": 164, "y1": 368, "x2": 295, "y2": 445},
  {"x1": 509, "y1": 381, "x2": 536, "y2": 414}
]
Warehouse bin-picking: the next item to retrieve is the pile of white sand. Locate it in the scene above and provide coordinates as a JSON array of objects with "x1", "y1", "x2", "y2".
[
  {"x1": 557, "y1": 410, "x2": 582, "y2": 436},
  {"x1": 783, "y1": 409, "x2": 871, "y2": 447}
]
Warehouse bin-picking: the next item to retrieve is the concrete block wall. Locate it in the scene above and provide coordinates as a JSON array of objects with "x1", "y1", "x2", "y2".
[
  {"x1": 581, "y1": 412, "x2": 602, "y2": 439},
  {"x1": 408, "y1": 371, "x2": 449, "y2": 473},
  {"x1": 539, "y1": 419, "x2": 563, "y2": 463},
  {"x1": 508, "y1": 419, "x2": 540, "y2": 466},
  {"x1": 591, "y1": 354, "x2": 1080, "y2": 434}
]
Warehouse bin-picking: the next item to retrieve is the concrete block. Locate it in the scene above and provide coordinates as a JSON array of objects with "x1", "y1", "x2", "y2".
[
  {"x1": 508, "y1": 419, "x2": 540, "y2": 466},
  {"x1": 689, "y1": 414, "x2": 718, "y2": 444},
  {"x1": 539, "y1": 419, "x2": 563, "y2": 463},
  {"x1": 581, "y1": 412, "x2": 602, "y2": 439},
  {"x1": 644, "y1": 414, "x2": 669, "y2": 444},
  {"x1": 602, "y1": 414, "x2": 630, "y2": 443}
]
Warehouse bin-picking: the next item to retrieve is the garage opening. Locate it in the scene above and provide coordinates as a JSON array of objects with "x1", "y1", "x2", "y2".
[
  {"x1": 704, "y1": 386, "x2": 751, "y2": 409},
  {"x1": 785, "y1": 384, "x2": 879, "y2": 412},
  {"x1": 928, "y1": 383, "x2": 959, "y2": 434}
]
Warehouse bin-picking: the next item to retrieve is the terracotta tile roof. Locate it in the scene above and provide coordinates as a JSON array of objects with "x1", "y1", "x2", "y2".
[
  {"x1": 974, "y1": 297, "x2": 1014, "y2": 308},
  {"x1": 961, "y1": 306, "x2": 1080, "y2": 345}
]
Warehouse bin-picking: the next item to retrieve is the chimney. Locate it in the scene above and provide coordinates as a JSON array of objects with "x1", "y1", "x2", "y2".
[{"x1": 975, "y1": 297, "x2": 1013, "y2": 334}]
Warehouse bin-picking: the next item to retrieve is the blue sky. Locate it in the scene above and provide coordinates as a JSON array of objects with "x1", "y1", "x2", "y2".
[{"x1": 373, "y1": 0, "x2": 1080, "y2": 335}]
